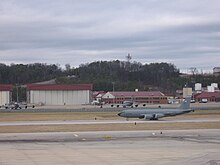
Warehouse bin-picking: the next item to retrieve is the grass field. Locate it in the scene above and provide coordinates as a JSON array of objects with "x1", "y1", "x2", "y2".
[
  {"x1": 0, "y1": 112, "x2": 121, "y2": 121},
  {"x1": 0, "y1": 110, "x2": 220, "y2": 122},
  {"x1": 0, "y1": 122, "x2": 220, "y2": 133},
  {"x1": 0, "y1": 110, "x2": 219, "y2": 133}
]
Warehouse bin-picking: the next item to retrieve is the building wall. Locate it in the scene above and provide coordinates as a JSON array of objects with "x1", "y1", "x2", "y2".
[
  {"x1": 102, "y1": 92, "x2": 115, "y2": 99},
  {"x1": 102, "y1": 95, "x2": 167, "y2": 104},
  {"x1": 102, "y1": 91, "x2": 167, "y2": 104},
  {"x1": 207, "y1": 86, "x2": 215, "y2": 92},
  {"x1": 195, "y1": 83, "x2": 202, "y2": 91},
  {"x1": 101, "y1": 92, "x2": 115, "y2": 103},
  {"x1": 29, "y1": 90, "x2": 91, "y2": 105},
  {"x1": 183, "y1": 88, "x2": 192, "y2": 98},
  {"x1": 134, "y1": 97, "x2": 167, "y2": 104},
  {"x1": 107, "y1": 96, "x2": 168, "y2": 104},
  {"x1": 0, "y1": 91, "x2": 10, "y2": 105}
]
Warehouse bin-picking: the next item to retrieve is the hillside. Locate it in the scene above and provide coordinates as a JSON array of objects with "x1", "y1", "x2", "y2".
[{"x1": 0, "y1": 61, "x2": 219, "y2": 101}]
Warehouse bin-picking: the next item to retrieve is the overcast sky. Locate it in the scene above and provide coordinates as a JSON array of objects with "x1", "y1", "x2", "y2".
[{"x1": 0, "y1": 0, "x2": 220, "y2": 72}]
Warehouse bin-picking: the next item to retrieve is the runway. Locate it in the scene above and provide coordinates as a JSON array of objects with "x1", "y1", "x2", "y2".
[
  {"x1": 0, "y1": 129, "x2": 219, "y2": 164},
  {"x1": 0, "y1": 118, "x2": 220, "y2": 126},
  {"x1": 0, "y1": 129, "x2": 220, "y2": 143}
]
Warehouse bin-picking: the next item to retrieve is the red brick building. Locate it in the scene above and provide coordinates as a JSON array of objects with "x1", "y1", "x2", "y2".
[
  {"x1": 102, "y1": 91, "x2": 167, "y2": 104},
  {"x1": 194, "y1": 92, "x2": 220, "y2": 102}
]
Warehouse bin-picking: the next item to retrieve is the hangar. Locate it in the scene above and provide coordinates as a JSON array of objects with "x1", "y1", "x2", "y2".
[
  {"x1": 0, "y1": 84, "x2": 13, "y2": 105},
  {"x1": 27, "y1": 84, "x2": 93, "y2": 105}
]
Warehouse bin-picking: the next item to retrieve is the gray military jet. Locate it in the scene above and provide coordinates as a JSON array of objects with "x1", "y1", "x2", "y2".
[
  {"x1": 118, "y1": 96, "x2": 193, "y2": 120},
  {"x1": 111, "y1": 101, "x2": 139, "y2": 108}
]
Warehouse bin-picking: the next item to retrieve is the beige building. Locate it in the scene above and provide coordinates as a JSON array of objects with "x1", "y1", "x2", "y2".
[
  {"x1": 183, "y1": 87, "x2": 192, "y2": 98},
  {"x1": 0, "y1": 84, "x2": 13, "y2": 105}
]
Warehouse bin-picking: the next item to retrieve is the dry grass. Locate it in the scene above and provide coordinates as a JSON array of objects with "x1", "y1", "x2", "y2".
[
  {"x1": 0, "y1": 122, "x2": 219, "y2": 133},
  {"x1": 0, "y1": 112, "x2": 121, "y2": 121},
  {"x1": 0, "y1": 110, "x2": 220, "y2": 122}
]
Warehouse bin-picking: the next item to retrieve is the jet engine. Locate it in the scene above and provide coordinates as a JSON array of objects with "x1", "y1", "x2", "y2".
[{"x1": 140, "y1": 114, "x2": 165, "y2": 120}]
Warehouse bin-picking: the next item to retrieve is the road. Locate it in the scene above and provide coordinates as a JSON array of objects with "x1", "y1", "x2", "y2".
[
  {"x1": 0, "y1": 129, "x2": 219, "y2": 164},
  {"x1": 0, "y1": 102, "x2": 220, "y2": 112}
]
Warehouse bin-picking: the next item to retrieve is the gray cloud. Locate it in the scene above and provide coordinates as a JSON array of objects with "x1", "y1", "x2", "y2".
[{"x1": 0, "y1": 0, "x2": 220, "y2": 72}]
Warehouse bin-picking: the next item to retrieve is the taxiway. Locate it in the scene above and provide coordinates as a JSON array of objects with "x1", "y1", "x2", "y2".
[
  {"x1": 0, "y1": 129, "x2": 219, "y2": 164},
  {"x1": 0, "y1": 118, "x2": 220, "y2": 126}
]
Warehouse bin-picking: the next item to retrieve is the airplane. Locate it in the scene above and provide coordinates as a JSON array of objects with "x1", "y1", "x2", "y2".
[
  {"x1": 1, "y1": 102, "x2": 35, "y2": 110},
  {"x1": 111, "y1": 101, "x2": 139, "y2": 108},
  {"x1": 118, "y1": 96, "x2": 194, "y2": 120}
]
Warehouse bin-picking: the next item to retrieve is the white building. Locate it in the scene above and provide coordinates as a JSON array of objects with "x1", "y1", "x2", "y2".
[
  {"x1": 207, "y1": 86, "x2": 215, "y2": 92},
  {"x1": 0, "y1": 84, "x2": 12, "y2": 105},
  {"x1": 195, "y1": 83, "x2": 202, "y2": 91},
  {"x1": 211, "y1": 83, "x2": 218, "y2": 89},
  {"x1": 27, "y1": 84, "x2": 93, "y2": 105}
]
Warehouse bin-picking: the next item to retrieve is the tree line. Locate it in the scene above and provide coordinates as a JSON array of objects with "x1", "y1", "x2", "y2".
[
  {"x1": 0, "y1": 63, "x2": 63, "y2": 84},
  {"x1": 59, "y1": 61, "x2": 180, "y2": 93},
  {"x1": 0, "y1": 61, "x2": 219, "y2": 101}
]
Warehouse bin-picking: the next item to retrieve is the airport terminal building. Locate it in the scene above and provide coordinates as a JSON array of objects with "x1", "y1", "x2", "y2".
[
  {"x1": 27, "y1": 84, "x2": 93, "y2": 105},
  {"x1": 0, "y1": 84, "x2": 13, "y2": 105}
]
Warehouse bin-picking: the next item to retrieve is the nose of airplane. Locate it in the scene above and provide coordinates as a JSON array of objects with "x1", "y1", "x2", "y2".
[{"x1": 118, "y1": 112, "x2": 121, "y2": 116}]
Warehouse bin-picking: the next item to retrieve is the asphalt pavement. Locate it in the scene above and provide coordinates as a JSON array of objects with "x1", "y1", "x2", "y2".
[
  {"x1": 0, "y1": 102, "x2": 220, "y2": 113},
  {"x1": 0, "y1": 118, "x2": 220, "y2": 126},
  {"x1": 0, "y1": 129, "x2": 219, "y2": 164}
]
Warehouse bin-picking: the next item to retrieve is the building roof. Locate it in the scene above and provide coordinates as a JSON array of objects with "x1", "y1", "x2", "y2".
[
  {"x1": 27, "y1": 84, "x2": 93, "y2": 91},
  {"x1": 108, "y1": 91, "x2": 165, "y2": 97},
  {"x1": 93, "y1": 91, "x2": 105, "y2": 98},
  {"x1": 196, "y1": 92, "x2": 220, "y2": 98},
  {"x1": 213, "y1": 67, "x2": 220, "y2": 74},
  {"x1": 0, "y1": 84, "x2": 13, "y2": 91}
]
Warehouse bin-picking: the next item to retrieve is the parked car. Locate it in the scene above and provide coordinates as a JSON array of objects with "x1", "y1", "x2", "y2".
[{"x1": 199, "y1": 98, "x2": 208, "y2": 103}]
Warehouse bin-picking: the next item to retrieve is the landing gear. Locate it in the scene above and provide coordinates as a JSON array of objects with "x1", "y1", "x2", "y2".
[{"x1": 150, "y1": 118, "x2": 158, "y2": 120}]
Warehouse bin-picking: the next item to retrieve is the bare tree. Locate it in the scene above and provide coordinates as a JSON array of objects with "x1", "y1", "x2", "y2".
[{"x1": 189, "y1": 67, "x2": 198, "y2": 75}]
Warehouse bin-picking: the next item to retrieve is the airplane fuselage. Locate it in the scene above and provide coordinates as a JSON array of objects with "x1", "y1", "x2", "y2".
[{"x1": 118, "y1": 108, "x2": 193, "y2": 120}]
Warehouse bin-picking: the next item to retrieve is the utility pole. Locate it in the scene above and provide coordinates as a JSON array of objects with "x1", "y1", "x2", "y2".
[
  {"x1": 126, "y1": 53, "x2": 132, "y2": 63},
  {"x1": 125, "y1": 53, "x2": 132, "y2": 71}
]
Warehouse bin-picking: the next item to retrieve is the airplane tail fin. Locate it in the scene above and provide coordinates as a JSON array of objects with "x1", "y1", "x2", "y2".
[{"x1": 179, "y1": 96, "x2": 191, "y2": 109}]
